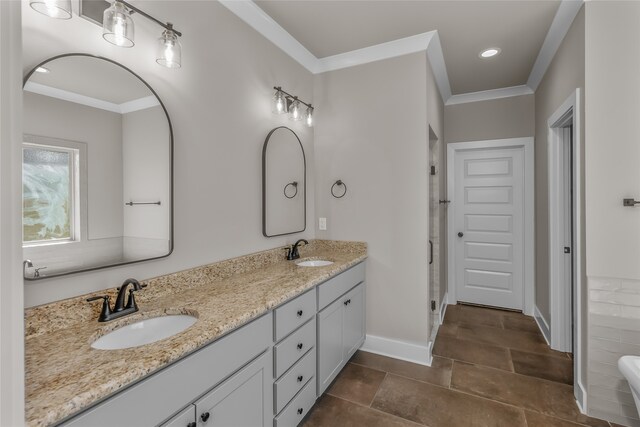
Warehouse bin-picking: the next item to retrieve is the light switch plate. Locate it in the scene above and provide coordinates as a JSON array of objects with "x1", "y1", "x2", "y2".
[{"x1": 319, "y1": 217, "x2": 327, "y2": 231}]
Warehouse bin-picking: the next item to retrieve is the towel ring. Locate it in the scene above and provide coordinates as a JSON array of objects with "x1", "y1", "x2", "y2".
[
  {"x1": 284, "y1": 181, "x2": 298, "y2": 199},
  {"x1": 331, "y1": 180, "x2": 347, "y2": 198}
]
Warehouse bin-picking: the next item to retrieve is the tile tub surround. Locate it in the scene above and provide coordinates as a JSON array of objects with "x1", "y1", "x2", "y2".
[
  {"x1": 24, "y1": 240, "x2": 366, "y2": 427},
  {"x1": 588, "y1": 277, "x2": 640, "y2": 427},
  {"x1": 304, "y1": 305, "x2": 613, "y2": 427}
]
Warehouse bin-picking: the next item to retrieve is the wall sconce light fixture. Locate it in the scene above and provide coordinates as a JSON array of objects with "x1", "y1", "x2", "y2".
[
  {"x1": 29, "y1": 0, "x2": 72, "y2": 20},
  {"x1": 272, "y1": 86, "x2": 313, "y2": 127},
  {"x1": 30, "y1": 0, "x2": 183, "y2": 69}
]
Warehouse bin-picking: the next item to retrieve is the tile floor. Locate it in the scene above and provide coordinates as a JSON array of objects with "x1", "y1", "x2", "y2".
[{"x1": 303, "y1": 304, "x2": 621, "y2": 427}]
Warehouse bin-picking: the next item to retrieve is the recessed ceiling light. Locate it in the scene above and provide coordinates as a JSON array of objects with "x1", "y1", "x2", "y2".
[
  {"x1": 35, "y1": 66, "x2": 50, "y2": 73},
  {"x1": 479, "y1": 48, "x2": 501, "y2": 58}
]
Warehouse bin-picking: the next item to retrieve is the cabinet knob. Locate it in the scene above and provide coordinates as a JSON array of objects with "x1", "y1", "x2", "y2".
[
  {"x1": 297, "y1": 375, "x2": 304, "y2": 382},
  {"x1": 297, "y1": 309, "x2": 303, "y2": 317},
  {"x1": 297, "y1": 342, "x2": 304, "y2": 350},
  {"x1": 187, "y1": 423, "x2": 196, "y2": 427},
  {"x1": 458, "y1": 232, "x2": 464, "y2": 238},
  {"x1": 343, "y1": 299, "x2": 351, "y2": 306},
  {"x1": 297, "y1": 408, "x2": 304, "y2": 415},
  {"x1": 201, "y1": 412, "x2": 210, "y2": 422}
]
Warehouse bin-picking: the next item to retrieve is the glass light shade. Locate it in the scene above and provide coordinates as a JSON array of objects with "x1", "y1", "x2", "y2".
[
  {"x1": 305, "y1": 107, "x2": 313, "y2": 127},
  {"x1": 272, "y1": 90, "x2": 286, "y2": 115},
  {"x1": 30, "y1": 0, "x2": 72, "y2": 19},
  {"x1": 289, "y1": 99, "x2": 302, "y2": 121},
  {"x1": 156, "y1": 29, "x2": 182, "y2": 68},
  {"x1": 103, "y1": 1, "x2": 135, "y2": 48}
]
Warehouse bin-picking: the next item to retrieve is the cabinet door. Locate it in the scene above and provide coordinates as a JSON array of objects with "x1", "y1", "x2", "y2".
[
  {"x1": 343, "y1": 283, "x2": 366, "y2": 359},
  {"x1": 195, "y1": 350, "x2": 272, "y2": 427},
  {"x1": 317, "y1": 297, "x2": 345, "y2": 395},
  {"x1": 162, "y1": 405, "x2": 196, "y2": 427}
]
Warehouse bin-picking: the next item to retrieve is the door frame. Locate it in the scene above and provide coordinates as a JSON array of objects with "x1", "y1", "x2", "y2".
[
  {"x1": 446, "y1": 137, "x2": 535, "y2": 315},
  {"x1": 547, "y1": 89, "x2": 583, "y2": 407}
]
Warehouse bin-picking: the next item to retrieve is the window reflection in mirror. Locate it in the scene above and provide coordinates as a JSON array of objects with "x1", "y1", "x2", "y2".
[{"x1": 22, "y1": 54, "x2": 172, "y2": 279}]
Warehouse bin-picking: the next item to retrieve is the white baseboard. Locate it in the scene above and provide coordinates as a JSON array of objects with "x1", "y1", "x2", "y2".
[
  {"x1": 439, "y1": 293, "x2": 449, "y2": 325},
  {"x1": 534, "y1": 306, "x2": 551, "y2": 345},
  {"x1": 575, "y1": 379, "x2": 587, "y2": 414},
  {"x1": 360, "y1": 334, "x2": 432, "y2": 366}
]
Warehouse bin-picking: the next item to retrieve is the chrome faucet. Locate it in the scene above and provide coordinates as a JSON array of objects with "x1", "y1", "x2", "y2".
[
  {"x1": 23, "y1": 260, "x2": 33, "y2": 278},
  {"x1": 86, "y1": 278, "x2": 146, "y2": 322},
  {"x1": 286, "y1": 239, "x2": 309, "y2": 260}
]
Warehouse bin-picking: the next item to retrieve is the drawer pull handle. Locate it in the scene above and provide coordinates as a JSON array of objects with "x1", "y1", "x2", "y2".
[
  {"x1": 187, "y1": 423, "x2": 196, "y2": 427},
  {"x1": 297, "y1": 309, "x2": 303, "y2": 317},
  {"x1": 297, "y1": 375, "x2": 304, "y2": 382},
  {"x1": 343, "y1": 299, "x2": 351, "y2": 306},
  {"x1": 297, "y1": 342, "x2": 304, "y2": 350},
  {"x1": 201, "y1": 412, "x2": 210, "y2": 422},
  {"x1": 297, "y1": 408, "x2": 304, "y2": 415}
]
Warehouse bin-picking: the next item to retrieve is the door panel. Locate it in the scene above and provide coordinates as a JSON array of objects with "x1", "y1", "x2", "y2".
[{"x1": 454, "y1": 148, "x2": 524, "y2": 310}]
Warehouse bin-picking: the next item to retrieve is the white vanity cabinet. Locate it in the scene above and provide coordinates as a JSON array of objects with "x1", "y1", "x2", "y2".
[
  {"x1": 317, "y1": 263, "x2": 366, "y2": 395},
  {"x1": 59, "y1": 261, "x2": 366, "y2": 427},
  {"x1": 62, "y1": 314, "x2": 273, "y2": 427},
  {"x1": 272, "y1": 289, "x2": 317, "y2": 424}
]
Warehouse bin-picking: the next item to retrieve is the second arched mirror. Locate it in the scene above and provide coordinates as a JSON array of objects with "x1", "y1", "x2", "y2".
[{"x1": 262, "y1": 126, "x2": 306, "y2": 237}]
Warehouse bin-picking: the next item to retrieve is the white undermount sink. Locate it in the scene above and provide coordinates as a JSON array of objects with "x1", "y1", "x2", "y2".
[
  {"x1": 91, "y1": 315, "x2": 197, "y2": 350},
  {"x1": 619, "y1": 355, "x2": 640, "y2": 416},
  {"x1": 296, "y1": 260, "x2": 334, "y2": 267}
]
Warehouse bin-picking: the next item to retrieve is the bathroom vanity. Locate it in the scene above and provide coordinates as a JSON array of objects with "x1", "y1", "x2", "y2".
[{"x1": 24, "y1": 240, "x2": 366, "y2": 427}]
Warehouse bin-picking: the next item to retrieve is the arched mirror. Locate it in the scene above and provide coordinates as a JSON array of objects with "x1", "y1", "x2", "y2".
[
  {"x1": 262, "y1": 126, "x2": 306, "y2": 237},
  {"x1": 22, "y1": 54, "x2": 173, "y2": 279}
]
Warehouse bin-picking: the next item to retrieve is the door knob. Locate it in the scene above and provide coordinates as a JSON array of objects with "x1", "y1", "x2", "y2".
[{"x1": 458, "y1": 232, "x2": 464, "y2": 238}]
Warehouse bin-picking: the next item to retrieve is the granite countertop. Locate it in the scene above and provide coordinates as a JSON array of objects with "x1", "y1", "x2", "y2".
[{"x1": 25, "y1": 240, "x2": 367, "y2": 427}]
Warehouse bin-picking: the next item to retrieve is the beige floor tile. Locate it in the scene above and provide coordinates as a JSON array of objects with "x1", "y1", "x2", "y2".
[
  {"x1": 371, "y1": 373, "x2": 527, "y2": 427},
  {"x1": 326, "y1": 362, "x2": 386, "y2": 406},
  {"x1": 351, "y1": 351, "x2": 452, "y2": 387},
  {"x1": 432, "y1": 334, "x2": 512, "y2": 371},
  {"x1": 450, "y1": 361, "x2": 609, "y2": 427},
  {"x1": 303, "y1": 394, "x2": 422, "y2": 427}
]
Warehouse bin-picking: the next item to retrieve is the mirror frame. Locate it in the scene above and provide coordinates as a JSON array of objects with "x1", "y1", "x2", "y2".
[
  {"x1": 262, "y1": 126, "x2": 306, "y2": 237},
  {"x1": 23, "y1": 53, "x2": 174, "y2": 280}
]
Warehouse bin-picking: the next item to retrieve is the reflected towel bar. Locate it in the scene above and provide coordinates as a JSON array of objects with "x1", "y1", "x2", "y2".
[{"x1": 125, "y1": 201, "x2": 161, "y2": 206}]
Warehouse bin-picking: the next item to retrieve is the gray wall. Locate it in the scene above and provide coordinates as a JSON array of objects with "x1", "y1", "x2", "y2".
[
  {"x1": 314, "y1": 52, "x2": 436, "y2": 346},
  {"x1": 533, "y1": 4, "x2": 585, "y2": 398},
  {"x1": 585, "y1": 2, "x2": 640, "y2": 425},
  {"x1": 444, "y1": 95, "x2": 535, "y2": 144},
  {"x1": 443, "y1": 94, "x2": 534, "y2": 312},
  {"x1": 23, "y1": 1, "x2": 315, "y2": 306},
  {"x1": 534, "y1": 6, "x2": 585, "y2": 330}
]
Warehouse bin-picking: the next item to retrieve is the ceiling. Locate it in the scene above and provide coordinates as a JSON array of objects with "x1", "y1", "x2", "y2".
[
  {"x1": 30, "y1": 55, "x2": 152, "y2": 104},
  {"x1": 254, "y1": 0, "x2": 562, "y2": 95}
]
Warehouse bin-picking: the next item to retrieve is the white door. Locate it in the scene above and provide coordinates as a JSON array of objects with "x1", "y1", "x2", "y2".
[{"x1": 452, "y1": 146, "x2": 525, "y2": 310}]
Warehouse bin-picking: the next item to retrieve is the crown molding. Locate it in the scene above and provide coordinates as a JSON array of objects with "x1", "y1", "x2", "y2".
[
  {"x1": 426, "y1": 31, "x2": 452, "y2": 102},
  {"x1": 527, "y1": 0, "x2": 584, "y2": 90},
  {"x1": 219, "y1": 0, "x2": 580, "y2": 105},
  {"x1": 218, "y1": 0, "x2": 320, "y2": 73},
  {"x1": 24, "y1": 81, "x2": 159, "y2": 114},
  {"x1": 315, "y1": 30, "x2": 436, "y2": 73},
  {"x1": 219, "y1": 1, "x2": 452, "y2": 104},
  {"x1": 446, "y1": 85, "x2": 534, "y2": 106}
]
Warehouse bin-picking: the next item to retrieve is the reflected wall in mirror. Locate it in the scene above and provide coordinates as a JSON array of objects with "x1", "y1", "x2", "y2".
[
  {"x1": 262, "y1": 127, "x2": 306, "y2": 237},
  {"x1": 22, "y1": 54, "x2": 173, "y2": 280}
]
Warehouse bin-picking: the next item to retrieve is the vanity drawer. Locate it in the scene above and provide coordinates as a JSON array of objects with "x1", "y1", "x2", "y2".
[
  {"x1": 274, "y1": 318, "x2": 315, "y2": 378},
  {"x1": 274, "y1": 289, "x2": 316, "y2": 342},
  {"x1": 317, "y1": 262, "x2": 365, "y2": 310},
  {"x1": 274, "y1": 348, "x2": 315, "y2": 413},
  {"x1": 274, "y1": 377, "x2": 316, "y2": 427}
]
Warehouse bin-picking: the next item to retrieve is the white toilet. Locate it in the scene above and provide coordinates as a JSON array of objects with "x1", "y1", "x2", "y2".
[{"x1": 618, "y1": 355, "x2": 640, "y2": 417}]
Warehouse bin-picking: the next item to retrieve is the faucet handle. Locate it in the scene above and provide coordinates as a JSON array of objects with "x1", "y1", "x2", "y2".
[{"x1": 86, "y1": 295, "x2": 112, "y2": 322}]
